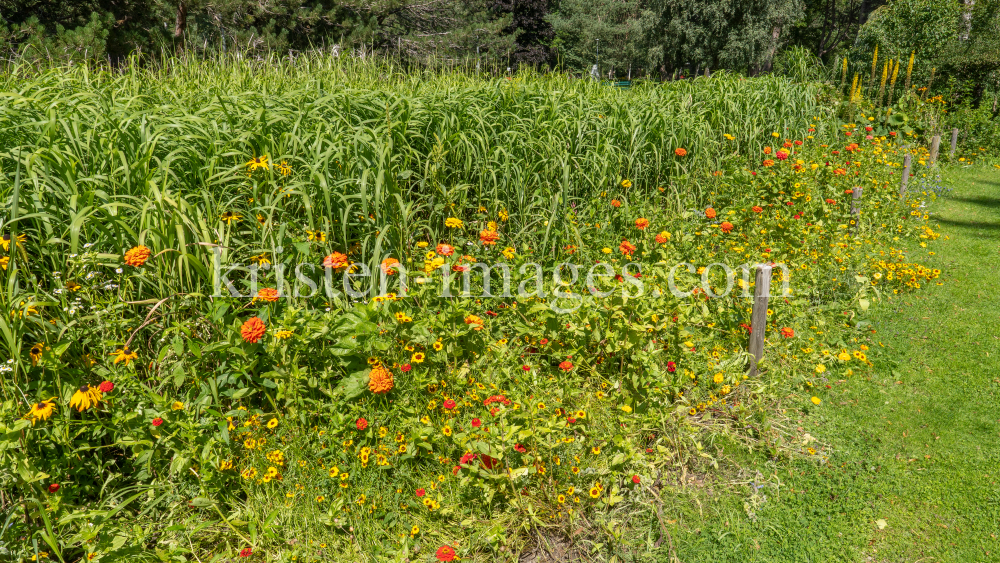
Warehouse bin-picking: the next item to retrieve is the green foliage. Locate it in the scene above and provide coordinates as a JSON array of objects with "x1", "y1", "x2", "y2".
[{"x1": 0, "y1": 56, "x2": 950, "y2": 561}]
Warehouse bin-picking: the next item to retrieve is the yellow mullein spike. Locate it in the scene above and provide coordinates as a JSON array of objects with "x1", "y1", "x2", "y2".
[{"x1": 905, "y1": 51, "x2": 915, "y2": 90}]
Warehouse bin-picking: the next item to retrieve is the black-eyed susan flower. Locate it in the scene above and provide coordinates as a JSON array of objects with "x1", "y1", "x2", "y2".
[
  {"x1": 220, "y1": 211, "x2": 242, "y2": 225},
  {"x1": 25, "y1": 399, "x2": 56, "y2": 424},
  {"x1": 1, "y1": 233, "x2": 25, "y2": 252},
  {"x1": 275, "y1": 160, "x2": 291, "y2": 176},
  {"x1": 70, "y1": 385, "x2": 101, "y2": 411},
  {"x1": 246, "y1": 155, "x2": 269, "y2": 171},
  {"x1": 108, "y1": 346, "x2": 138, "y2": 366},
  {"x1": 0, "y1": 256, "x2": 8, "y2": 270},
  {"x1": 29, "y1": 343, "x2": 44, "y2": 365},
  {"x1": 411, "y1": 352, "x2": 425, "y2": 363},
  {"x1": 306, "y1": 230, "x2": 326, "y2": 242}
]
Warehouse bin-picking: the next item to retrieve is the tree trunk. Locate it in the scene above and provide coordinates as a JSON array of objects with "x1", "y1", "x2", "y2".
[
  {"x1": 758, "y1": 25, "x2": 783, "y2": 74},
  {"x1": 962, "y1": 0, "x2": 975, "y2": 40},
  {"x1": 174, "y1": 2, "x2": 187, "y2": 40}
]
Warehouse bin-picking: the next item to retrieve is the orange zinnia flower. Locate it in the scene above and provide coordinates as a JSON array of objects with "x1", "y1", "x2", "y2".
[
  {"x1": 763, "y1": 146, "x2": 772, "y2": 155},
  {"x1": 619, "y1": 240, "x2": 636, "y2": 256},
  {"x1": 674, "y1": 147, "x2": 687, "y2": 157},
  {"x1": 479, "y1": 229, "x2": 500, "y2": 246},
  {"x1": 610, "y1": 199, "x2": 622, "y2": 208},
  {"x1": 369, "y1": 365, "x2": 394, "y2": 394},
  {"x1": 123, "y1": 245, "x2": 151, "y2": 267},
  {"x1": 436, "y1": 243, "x2": 454, "y2": 256},
  {"x1": 763, "y1": 159, "x2": 775, "y2": 167},
  {"x1": 780, "y1": 327, "x2": 795, "y2": 338},
  {"x1": 380, "y1": 257, "x2": 400, "y2": 275},
  {"x1": 752, "y1": 206, "x2": 763, "y2": 213},
  {"x1": 322, "y1": 252, "x2": 350, "y2": 269},
  {"x1": 720, "y1": 221, "x2": 734, "y2": 233},
  {"x1": 464, "y1": 315, "x2": 484, "y2": 330},
  {"x1": 255, "y1": 288, "x2": 279, "y2": 302},
  {"x1": 833, "y1": 168, "x2": 847, "y2": 175},
  {"x1": 241, "y1": 317, "x2": 266, "y2": 343},
  {"x1": 655, "y1": 231, "x2": 670, "y2": 244},
  {"x1": 634, "y1": 218, "x2": 650, "y2": 230},
  {"x1": 705, "y1": 207, "x2": 717, "y2": 219}
]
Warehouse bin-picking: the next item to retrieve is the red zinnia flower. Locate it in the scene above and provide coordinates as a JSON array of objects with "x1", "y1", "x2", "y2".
[
  {"x1": 151, "y1": 417, "x2": 163, "y2": 427},
  {"x1": 435, "y1": 545, "x2": 457, "y2": 562},
  {"x1": 825, "y1": 198, "x2": 836, "y2": 204},
  {"x1": 632, "y1": 475, "x2": 641, "y2": 484},
  {"x1": 356, "y1": 417, "x2": 368, "y2": 431},
  {"x1": 667, "y1": 361, "x2": 676, "y2": 373},
  {"x1": 752, "y1": 206, "x2": 763, "y2": 213},
  {"x1": 240, "y1": 317, "x2": 266, "y2": 343},
  {"x1": 48, "y1": 483, "x2": 60, "y2": 493},
  {"x1": 239, "y1": 547, "x2": 253, "y2": 558},
  {"x1": 539, "y1": 338, "x2": 549, "y2": 346},
  {"x1": 522, "y1": 365, "x2": 531, "y2": 371},
  {"x1": 401, "y1": 363, "x2": 412, "y2": 372},
  {"x1": 471, "y1": 418, "x2": 482, "y2": 428},
  {"x1": 443, "y1": 399, "x2": 456, "y2": 410},
  {"x1": 416, "y1": 488, "x2": 426, "y2": 497},
  {"x1": 558, "y1": 361, "x2": 573, "y2": 371},
  {"x1": 514, "y1": 444, "x2": 527, "y2": 453},
  {"x1": 98, "y1": 381, "x2": 114, "y2": 393}
]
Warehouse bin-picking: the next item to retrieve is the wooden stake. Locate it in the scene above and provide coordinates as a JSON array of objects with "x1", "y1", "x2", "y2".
[
  {"x1": 930, "y1": 135, "x2": 940, "y2": 163},
  {"x1": 900, "y1": 153, "x2": 911, "y2": 199},
  {"x1": 851, "y1": 186, "x2": 863, "y2": 218},
  {"x1": 950, "y1": 128, "x2": 959, "y2": 158},
  {"x1": 748, "y1": 264, "x2": 772, "y2": 377}
]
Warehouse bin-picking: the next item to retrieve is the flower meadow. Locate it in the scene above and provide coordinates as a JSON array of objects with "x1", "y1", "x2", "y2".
[{"x1": 0, "y1": 57, "x2": 958, "y2": 562}]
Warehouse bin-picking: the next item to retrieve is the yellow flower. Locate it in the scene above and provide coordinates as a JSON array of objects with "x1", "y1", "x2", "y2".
[
  {"x1": 601, "y1": 247, "x2": 612, "y2": 254},
  {"x1": 220, "y1": 211, "x2": 242, "y2": 225},
  {"x1": 0, "y1": 256, "x2": 8, "y2": 270},
  {"x1": 267, "y1": 418, "x2": 279, "y2": 429},
  {"x1": 837, "y1": 351, "x2": 851, "y2": 361},
  {"x1": 444, "y1": 218, "x2": 464, "y2": 228},
  {"x1": 274, "y1": 329, "x2": 293, "y2": 339},
  {"x1": 433, "y1": 340, "x2": 444, "y2": 351},
  {"x1": 108, "y1": 346, "x2": 138, "y2": 366},
  {"x1": 442, "y1": 425, "x2": 452, "y2": 436},
  {"x1": 70, "y1": 385, "x2": 101, "y2": 412},
  {"x1": 811, "y1": 396, "x2": 821, "y2": 405},
  {"x1": 412, "y1": 352, "x2": 425, "y2": 363},
  {"x1": 589, "y1": 486, "x2": 601, "y2": 498},
  {"x1": 29, "y1": 342, "x2": 44, "y2": 365},
  {"x1": 306, "y1": 230, "x2": 326, "y2": 242},
  {"x1": 621, "y1": 179, "x2": 632, "y2": 188},
  {"x1": 246, "y1": 155, "x2": 269, "y2": 171},
  {"x1": 815, "y1": 364, "x2": 826, "y2": 373},
  {"x1": 25, "y1": 399, "x2": 56, "y2": 424},
  {"x1": 713, "y1": 372, "x2": 724, "y2": 384},
  {"x1": 276, "y1": 160, "x2": 291, "y2": 176},
  {"x1": 501, "y1": 247, "x2": 516, "y2": 259},
  {"x1": 172, "y1": 401, "x2": 184, "y2": 411}
]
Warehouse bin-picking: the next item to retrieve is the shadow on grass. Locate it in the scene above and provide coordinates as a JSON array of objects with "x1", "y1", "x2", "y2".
[
  {"x1": 934, "y1": 217, "x2": 1000, "y2": 238},
  {"x1": 947, "y1": 195, "x2": 1000, "y2": 211}
]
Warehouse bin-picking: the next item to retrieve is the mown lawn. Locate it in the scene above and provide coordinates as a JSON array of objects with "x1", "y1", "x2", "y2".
[{"x1": 664, "y1": 165, "x2": 1000, "y2": 563}]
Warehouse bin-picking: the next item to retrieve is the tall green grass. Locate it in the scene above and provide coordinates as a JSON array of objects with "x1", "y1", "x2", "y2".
[{"x1": 0, "y1": 54, "x2": 838, "y2": 384}]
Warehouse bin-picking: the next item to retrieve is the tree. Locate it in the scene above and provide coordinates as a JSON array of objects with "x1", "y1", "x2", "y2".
[
  {"x1": 491, "y1": 0, "x2": 554, "y2": 67},
  {"x1": 642, "y1": 0, "x2": 804, "y2": 76},
  {"x1": 547, "y1": 0, "x2": 653, "y2": 77}
]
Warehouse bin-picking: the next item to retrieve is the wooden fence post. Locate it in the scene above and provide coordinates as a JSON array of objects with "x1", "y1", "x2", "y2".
[
  {"x1": 748, "y1": 264, "x2": 772, "y2": 377},
  {"x1": 930, "y1": 135, "x2": 941, "y2": 163},
  {"x1": 900, "y1": 153, "x2": 911, "y2": 199},
  {"x1": 950, "y1": 128, "x2": 959, "y2": 158},
  {"x1": 851, "y1": 187, "x2": 863, "y2": 228}
]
